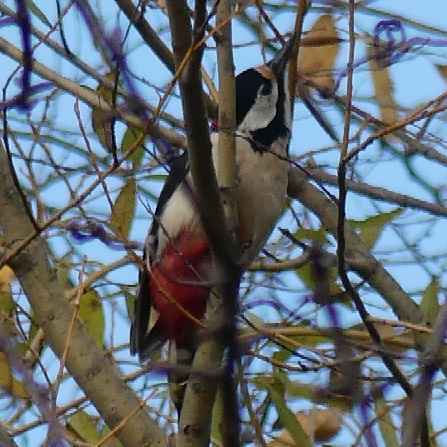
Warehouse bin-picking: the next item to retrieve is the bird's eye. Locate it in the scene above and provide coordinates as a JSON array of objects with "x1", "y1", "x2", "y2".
[{"x1": 260, "y1": 82, "x2": 272, "y2": 96}]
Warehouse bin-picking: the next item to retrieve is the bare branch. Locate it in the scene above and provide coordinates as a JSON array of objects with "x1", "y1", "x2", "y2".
[
  {"x1": 0, "y1": 142, "x2": 167, "y2": 446},
  {"x1": 287, "y1": 167, "x2": 447, "y2": 376}
]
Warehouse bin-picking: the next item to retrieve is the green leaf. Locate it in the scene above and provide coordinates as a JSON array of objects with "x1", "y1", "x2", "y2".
[
  {"x1": 124, "y1": 291, "x2": 135, "y2": 321},
  {"x1": 67, "y1": 411, "x2": 102, "y2": 443},
  {"x1": 374, "y1": 389, "x2": 399, "y2": 447},
  {"x1": 121, "y1": 126, "x2": 145, "y2": 168},
  {"x1": 92, "y1": 72, "x2": 119, "y2": 150},
  {"x1": 99, "y1": 425, "x2": 124, "y2": 446},
  {"x1": 28, "y1": 317, "x2": 39, "y2": 346},
  {"x1": 420, "y1": 278, "x2": 439, "y2": 325},
  {"x1": 351, "y1": 208, "x2": 403, "y2": 250},
  {"x1": 294, "y1": 227, "x2": 330, "y2": 244},
  {"x1": 78, "y1": 290, "x2": 105, "y2": 348},
  {"x1": 257, "y1": 375, "x2": 312, "y2": 447},
  {"x1": 295, "y1": 263, "x2": 345, "y2": 302},
  {"x1": 25, "y1": 0, "x2": 51, "y2": 28},
  {"x1": 210, "y1": 387, "x2": 223, "y2": 446},
  {"x1": 0, "y1": 291, "x2": 15, "y2": 334},
  {"x1": 110, "y1": 178, "x2": 137, "y2": 237},
  {"x1": 272, "y1": 324, "x2": 333, "y2": 363}
]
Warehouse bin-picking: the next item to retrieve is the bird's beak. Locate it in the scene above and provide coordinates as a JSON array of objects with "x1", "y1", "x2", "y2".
[{"x1": 269, "y1": 33, "x2": 297, "y2": 77}]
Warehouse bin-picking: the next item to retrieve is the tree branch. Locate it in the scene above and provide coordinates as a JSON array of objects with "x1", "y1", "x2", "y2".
[
  {"x1": 287, "y1": 166, "x2": 447, "y2": 376},
  {"x1": 114, "y1": 0, "x2": 217, "y2": 119},
  {"x1": 0, "y1": 36, "x2": 186, "y2": 149},
  {"x1": 305, "y1": 165, "x2": 447, "y2": 219},
  {"x1": 0, "y1": 142, "x2": 166, "y2": 447},
  {"x1": 164, "y1": 1, "x2": 242, "y2": 446}
]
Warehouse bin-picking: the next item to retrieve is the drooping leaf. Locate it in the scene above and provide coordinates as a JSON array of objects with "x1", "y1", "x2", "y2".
[
  {"x1": 351, "y1": 208, "x2": 403, "y2": 250},
  {"x1": 121, "y1": 126, "x2": 146, "y2": 168},
  {"x1": 420, "y1": 278, "x2": 439, "y2": 325},
  {"x1": 124, "y1": 291, "x2": 134, "y2": 321},
  {"x1": 0, "y1": 266, "x2": 14, "y2": 292},
  {"x1": 298, "y1": 15, "x2": 340, "y2": 90},
  {"x1": 258, "y1": 376, "x2": 312, "y2": 447},
  {"x1": 25, "y1": 0, "x2": 51, "y2": 28},
  {"x1": 210, "y1": 386, "x2": 223, "y2": 446},
  {"x1": 110, "y1": 178, "x2": 137, "y2": 237},
  {"x1": 67, "y1": 411, "x2": 102, "y2": 443},
  {"x1": 92, "y1": 72, "x2": 119, "y2": 150},
  {"x1": 78, "y1": 290, "x2": 105, "y2": 348},
  {"x1": 0, "y1": 267, "x2": 15, "y2": 334},
  {"x1": 368, "y1": 45, "x2": 398, "y2": 132}
]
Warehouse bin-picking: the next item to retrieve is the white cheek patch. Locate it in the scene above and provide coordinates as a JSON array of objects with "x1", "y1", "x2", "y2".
[{"x1": 239, "y1": 82, "x2": 279, "y2": 132}]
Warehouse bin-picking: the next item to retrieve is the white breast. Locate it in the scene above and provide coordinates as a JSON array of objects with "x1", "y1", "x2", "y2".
[
  {"x1": 231, "y1": 135, "x2": 289, "y2": 265},
  {"x1": 157, "y1": 133, "x2": 289, "y2": 264}
]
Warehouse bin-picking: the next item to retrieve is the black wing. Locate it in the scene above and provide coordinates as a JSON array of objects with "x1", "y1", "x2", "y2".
[{"x1": 130, "y1": 152, "x2": 190, "y2": 360}]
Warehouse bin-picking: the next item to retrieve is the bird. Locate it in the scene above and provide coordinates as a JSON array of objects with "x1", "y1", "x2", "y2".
[{"x1": 130, "y1": 33, "x2": 296, "y2": 415}]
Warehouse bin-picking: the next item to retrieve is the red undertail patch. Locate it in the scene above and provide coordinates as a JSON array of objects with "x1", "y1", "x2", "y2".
[{"x1": 149, "y1": 229, "x2": 212, "y2": 346}]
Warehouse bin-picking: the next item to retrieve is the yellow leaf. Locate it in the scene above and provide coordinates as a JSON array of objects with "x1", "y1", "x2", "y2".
[
  {"x1": 435, "y1": 64, "x2": 447, "y2": 82},
  {"x1": 298, "y1": 15, "x2": 340, "y2": 89},
  {"x1": 368, "y1": 46, "x2": 398, "y2": 130},
  {"x1": 78, "y1": 290, "x2": 105, "y2": 348},
  {"x1": 420, "y1": 278, "x2": 439, "y2": 325},
  {"x1": 0, "y1": 352, "x2": 29, "y2": 400},
  {"x1": 11, "y1": 379, "x2": 30, "y2": 400},
  {"x1": 91, "y1": 72, "x2": 119, "y2": 150},
  {"x1": 0, "y1": 266, "x2": 14, "y2": 292},
  {"x1": 0, "y1": 352, "x2": 13, "y2": 391},
  {"x1": 272, "y1": 408, "x2": 342, "y2": 445},
  {"x1": 110, "y1": 178, "x2": 137, "y2": 237}
]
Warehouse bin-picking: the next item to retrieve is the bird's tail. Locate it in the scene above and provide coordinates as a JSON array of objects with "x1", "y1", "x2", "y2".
[{"x1": 168, "y1": 341, "x2": 196, "y2": 418}]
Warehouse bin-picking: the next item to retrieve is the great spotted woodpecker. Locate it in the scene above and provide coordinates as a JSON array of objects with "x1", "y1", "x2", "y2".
[{"x1": 130, "y1": 34, "x2": 295, "y2": 410}]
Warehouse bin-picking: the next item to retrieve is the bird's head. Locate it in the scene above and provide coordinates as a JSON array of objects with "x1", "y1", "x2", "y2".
[{"x1": 235, "y1": 33, "x2": 296, "y2": 150}]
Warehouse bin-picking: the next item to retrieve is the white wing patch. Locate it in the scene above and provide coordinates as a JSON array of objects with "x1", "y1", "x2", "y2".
[
  {"x1": 156, "y1": 177, "x2": 201, "y2": 257},
  {"x1": 155, "y1": 131, "x2": 289, "y2": 267}
]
